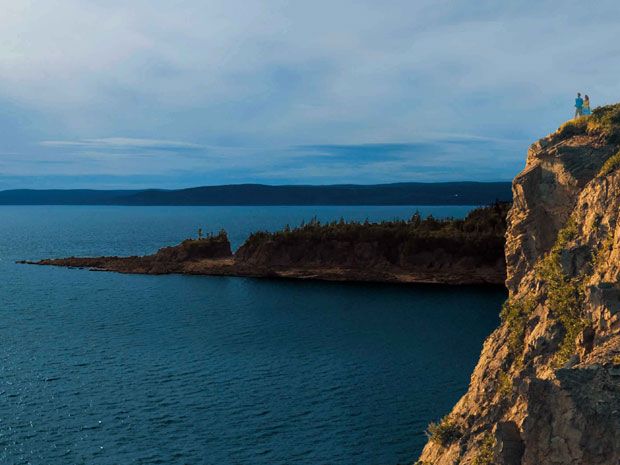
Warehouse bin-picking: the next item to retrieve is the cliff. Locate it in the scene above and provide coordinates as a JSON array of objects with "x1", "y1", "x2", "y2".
[
  {"x1": 21, "y1": 204, "x2": 508, "y2": 285},
  {"x1": 416, "y1": 104, "x2": 620, "y2": 465}
]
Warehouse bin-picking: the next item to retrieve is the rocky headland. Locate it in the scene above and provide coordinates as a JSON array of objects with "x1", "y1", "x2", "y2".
[
  {"x1": 416, "y1": 104, "x2": 620, "y2": 465},
  {"x1": 20, "y1": 203, "x2": 509, "y2": 285}
]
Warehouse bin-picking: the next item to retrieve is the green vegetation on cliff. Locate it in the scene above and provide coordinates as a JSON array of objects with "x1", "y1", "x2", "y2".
[
  {"x1": 472, "y1": 433, "x2": 496, "y2": 465},
  {"x1": 426, "y1": 415, "x2": 463, "y2": 447},
  {"x1": 556, "y1": 116, "x2": 589, "y2": 139},
  {"x1": 536, "y1": 218, "x2": 587, "y2": 364},
  {"x1": 599, "y1": 150, "x2": 620, "y2": 177},
  {"x1": 588, "y1": 103, "x2": 620, "y2": 142},
  {"x1": 500, "y1": 297, "x2": 536, "y2": 365},
  {"x1": 496, "y1": 370, "x2": 513, "y2": 398},
  {"x1": 557, "y1": 103, "x2": 620, "y2": 142}
]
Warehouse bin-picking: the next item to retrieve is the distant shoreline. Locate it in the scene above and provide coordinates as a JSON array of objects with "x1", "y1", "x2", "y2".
[{"x1": 0, "y1": 181, "x2": 512, "y2": 206}]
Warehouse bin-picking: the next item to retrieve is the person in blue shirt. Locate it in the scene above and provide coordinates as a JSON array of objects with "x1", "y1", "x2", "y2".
[{"x1": 575, "y1": 93, "x2": 584, "y2": 118}]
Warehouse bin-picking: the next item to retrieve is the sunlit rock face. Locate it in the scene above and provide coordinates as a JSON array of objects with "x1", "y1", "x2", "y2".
[{"x1": 417, "y1": 105, "x2": 620, "y2": 465}]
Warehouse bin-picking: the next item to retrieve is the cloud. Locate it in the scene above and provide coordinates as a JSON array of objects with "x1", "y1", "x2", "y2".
[
  {"x1": 0, "y1": 0, "x2": 619, "y2": 188},
  {"x1": 1, "y1": 134, "x2": 524, "y2": 189},
  {"x1": 40, "y1": 138, "x2": 203, "y2": 151}
]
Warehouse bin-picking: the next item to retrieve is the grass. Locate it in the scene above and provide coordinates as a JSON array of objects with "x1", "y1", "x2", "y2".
[
  {"x1": 472, "y1": 433, "x2": 496, "y2": 465},
  {"x1": 599, "y1": 150, "x2": 620, "y2": 177},
  {"x1": 556, "y1": 117, "x2": 588, "y2": 138},
  {"x1": 426, "y1": 415, "x2": 463, "y2": 447},
  {"x1": 535, "y1": 218, "x2": 588, "y2": 365},
  {"x1": 555, "y1": 103, "x2": 620, "y2": 143}
]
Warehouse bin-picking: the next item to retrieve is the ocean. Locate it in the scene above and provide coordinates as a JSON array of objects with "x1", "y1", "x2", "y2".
[{"x1": 0, "y1": 205, "x2": 505, "y2": 465}]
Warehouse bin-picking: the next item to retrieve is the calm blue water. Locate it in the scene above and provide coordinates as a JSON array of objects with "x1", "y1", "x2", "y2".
[{"x1": 0, "y1": 206, "x2": 505, "y2": 465}]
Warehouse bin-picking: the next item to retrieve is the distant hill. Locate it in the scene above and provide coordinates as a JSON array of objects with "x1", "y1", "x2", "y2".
[{"x1": 0, "y1": 182, "x2": 512, "y2": 206}]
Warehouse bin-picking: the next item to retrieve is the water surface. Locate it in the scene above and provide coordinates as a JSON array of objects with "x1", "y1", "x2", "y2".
[{"x1": 0, "y1": 206, "x2": 505, "y2": 465}]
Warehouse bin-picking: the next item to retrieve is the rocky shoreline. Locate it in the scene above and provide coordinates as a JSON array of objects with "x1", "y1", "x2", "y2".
[{"x1": 19, "y1": 204, "x2": 509, "y2": 285}]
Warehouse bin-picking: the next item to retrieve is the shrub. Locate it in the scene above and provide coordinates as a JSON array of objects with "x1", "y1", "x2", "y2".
[
  {"x1": 599, "y1": 150, "x2": 620, "y2": 177},
  {"x1": 593, "y1": 233, "x2": 614, "y2": 269},
  {"x1": 587, "y1": 103, "x2": 620, "y2": 142},
  {"x1": 426, "y1": 415, "x2": 463, "y2": 447},
  {"x1": 497, "y1": 370, "x2": 513, "y2": 398},
  {"x1": 473, "y1": 433, "x2": 496, "y2": 465},
  {"x1": 536, "y1": 218, "x2": 587, "y2": 365},
  {"x1": 500, "y1": 298, "x2": 536, "y2": 363}
]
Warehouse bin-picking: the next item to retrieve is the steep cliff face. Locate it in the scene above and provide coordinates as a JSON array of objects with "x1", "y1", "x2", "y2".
[{"x1": 417, "y1": 105, "x2": 620, "y2": 465}]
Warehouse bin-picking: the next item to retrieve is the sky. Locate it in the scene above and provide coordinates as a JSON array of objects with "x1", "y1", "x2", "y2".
[{"x1": 1, "y1": 0, "x2": 620, "y2": 190}]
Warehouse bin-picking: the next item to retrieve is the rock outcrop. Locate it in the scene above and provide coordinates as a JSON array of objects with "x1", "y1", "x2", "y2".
[
  {"x1": 417, "y1": 105, "x2": 620, "y2": 465},
  {"x1": 26, "y1": 234, "x2": 235, "y2": 275}
]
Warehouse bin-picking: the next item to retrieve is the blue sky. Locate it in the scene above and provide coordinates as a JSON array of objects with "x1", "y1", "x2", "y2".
[{"x1": 1, "y1": 0, "x2": 620, "y2": 189}]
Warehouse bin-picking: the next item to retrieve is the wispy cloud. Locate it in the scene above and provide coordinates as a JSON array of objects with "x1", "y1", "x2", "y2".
[
  {"x1": 40, "y1": 138, "x2": 203, "y2": 151},
  {"x1": 1, "y1": 135, "x2": 525, "y2": 188}
]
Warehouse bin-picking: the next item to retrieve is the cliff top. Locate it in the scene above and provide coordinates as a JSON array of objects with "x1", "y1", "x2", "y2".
[{"x1": 552, "y1": 102, "x2": 620, "y2": 144}]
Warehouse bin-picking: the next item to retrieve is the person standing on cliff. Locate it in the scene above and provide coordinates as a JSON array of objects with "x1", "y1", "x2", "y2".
[
  {"x1": 575, "y1": 92, "x2": 584, "y2": 118},
  {"x1": 582, "y1": 95, "x2": 592, "y2": 115}
]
